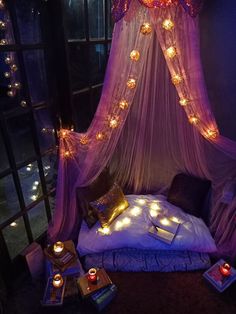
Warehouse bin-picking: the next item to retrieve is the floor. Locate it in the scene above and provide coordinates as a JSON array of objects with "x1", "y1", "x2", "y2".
[{"x1": 3, "y1": 270, "x2": 236, "y2": 314}]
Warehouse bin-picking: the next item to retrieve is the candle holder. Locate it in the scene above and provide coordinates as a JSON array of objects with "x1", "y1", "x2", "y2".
[
  {"x1": 219, "y1": 262, "x2": 231, "y2": 277},
  {"x1": 88, "y1": 268, "x2": 97, "y2": 284},
  {"x1": 53, "y1": 241, "x2": 64, "y2": 256},
  {"x1": 52, "y1": 274, "x2": 64, "y2": 288}
]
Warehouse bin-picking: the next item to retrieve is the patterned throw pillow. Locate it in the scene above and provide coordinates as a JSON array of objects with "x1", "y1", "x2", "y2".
[{"x1": 90, "y1": 183, "x2": 129, "y2": 228}]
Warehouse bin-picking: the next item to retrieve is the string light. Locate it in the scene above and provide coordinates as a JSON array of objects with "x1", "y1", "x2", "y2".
[
  {"x1": 137, "y1": 199, "x2": 146, "y2": 205},
  {"x1": 5, "y1": 56, "x2": 12, "y2": 64},
  {"x1": 127, "y1": 78, "x2": 136, "y2": 89},
  {"x1": 119, "y1": 99, "x2": 129, "y2": 110},
  {"x1": 130, "y1": 50, "x2": 140, "y2": 61},
  {"x1": 20, "y1": 100, "x2": 27, "y2": 107},
  {"x1": 122, "y1": 217, "x2": 131, "y2": 225},
  {"x1": 0, "y1": 39, "x2": 7, "y2": 45},
  {"x1": 10, "y1": 64, "x2": 18, "y2": 72},
  {"x1": 166, "y1": 46, "x2": 177, "y2": 59},
  {"x1": 7, "y1": 90, "x2": 14, "y2": 97},
  {"x1": 10, "y1": 222, "x2": 17, "y2": 227},
  {"x1": 79, "y1": 135, "x2": 89, "y2": 145},
  {"x1": 64, "y1": 150, "x2": 71, "y2": 158},
  {"x1": 131, "y1": 206, "x2": 142, "y2": 216},
  {"x1": 150, "y1": 203, "x2": 161, "y2": 211},
  {"x1": 96, "y1": 131, "x2": 106, "y2": 141},
  {"x1": 162, "y1": 19, "x2": 174, "y2": 31},
  {"x1": 203, "y1": 129, "x2": 219, "y2": 139},
  {"x1": 140, "y1": 23, "x2": 152, "y2": 35},
  {"x1": 4, "y1": 72, "x2": 10, "y2": 78},
  {"x1": 0, "y1": 0, "x2": 5, "y2": 9},
  {"x1": 109, "y1": 116, "x2": 120, "y2": 129},
  {"x1": 179, "y1": 98, "x2": 189, "y2": 106},
  {"x1": 160, "y1": 217, "x2": 170, "y2": 226},
  {"x1": 98, "y1": 227, "x2": 110, "y2": 235},
  {"x1": 188, "y1": 114, "x2": 199, "y2": 125},
  {"x1": 13, "y1": 82, "x2": 21, "y2": 89},
  {"x1": 150, "y1": 209, "x2": 158, "y2": 217},
  {"x1": 0, "y1": 20, "x2": 6, "y2": 30},
  {"x1": 31, "y1": 195, "x2": 37, "y2": 201},
  {"x1": 171, "y1": 74, "x2": 182, "y2": 85}
]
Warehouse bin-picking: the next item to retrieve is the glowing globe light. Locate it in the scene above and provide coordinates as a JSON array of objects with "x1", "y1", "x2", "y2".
[
  {"x1": 119, "y1": 100, "x2": 129, "y2": 110},
  {"x1": 130, "y1": 50, "x2": 140, "y2": 61},
  {"x1": 140, "y1": 23, "x2": 152, "y2": 35},
  {"x1": 127, "y1": 78, "x2": 136, "y2": 89},
  {"x1": 179, "y1": 98, "x2": 189, "y2": 106},
  {"x1": 166, "y1": 46, "x2": 177, "y2": 59},
  {"x1": 171, "y1": 74, "x2": 182, "y2": 85},
  {"x1": 162, "y1": 19, "x2": 174, "y2": 31}
]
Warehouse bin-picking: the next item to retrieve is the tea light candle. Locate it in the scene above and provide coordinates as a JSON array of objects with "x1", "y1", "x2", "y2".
[
  {"x1": 53, "y1": 241, "x2": 64, "y2": 256},
  {"x1": 219, "y1": 263, "x2": 231, "y2": 277},
  {"x1": 52, "y1": 274, "x2": 64, "y2": 288},
  {"x1": 88, "y1": 268, "x2": 97, "y2": 283}
]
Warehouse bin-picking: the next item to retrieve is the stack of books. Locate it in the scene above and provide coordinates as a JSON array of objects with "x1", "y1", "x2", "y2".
[
  {"x1": 203, "y1": 259, "x2": 236, "y2": 292},
  {"x1": 148, "y1": 216, "x2": 180, "y2": 244}
]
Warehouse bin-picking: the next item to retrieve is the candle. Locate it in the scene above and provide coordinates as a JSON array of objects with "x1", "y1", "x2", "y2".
[
  {"x1": 219, "y1": 262, "x2": 231, "y2": 277},
  {"x1": 52, "y1": 274, "x2": 64, "y2": 288},
  {"x1": 53, "y1": 241, "x2": 64, "y2": 256},
  {"x1": 88, "y1": 268, "x2": 97, "y2": 283}
]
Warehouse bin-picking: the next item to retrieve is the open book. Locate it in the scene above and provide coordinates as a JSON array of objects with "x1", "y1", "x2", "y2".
[{"x1": 148, "y1": 217, "x2": 180, "y2": 244}]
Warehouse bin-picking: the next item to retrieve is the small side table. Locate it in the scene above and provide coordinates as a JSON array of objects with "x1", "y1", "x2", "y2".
[{"x1": 203, "y1": 259, "x2": 236, "y2": 292}]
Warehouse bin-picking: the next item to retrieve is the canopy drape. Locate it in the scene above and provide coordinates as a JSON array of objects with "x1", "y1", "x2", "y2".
[{"x1": 49, "y1": 0, "x2": 236, "y2": 261}]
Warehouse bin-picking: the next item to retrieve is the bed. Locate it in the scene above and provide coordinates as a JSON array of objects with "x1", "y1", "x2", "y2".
[{"x1": 76, "y1": 171, "x2": 216, "y2": 272}]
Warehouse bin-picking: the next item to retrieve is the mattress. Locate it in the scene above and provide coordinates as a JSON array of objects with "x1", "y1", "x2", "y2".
[{"x1": 77, "y1": 194, "x2": 216, "y2": 257}]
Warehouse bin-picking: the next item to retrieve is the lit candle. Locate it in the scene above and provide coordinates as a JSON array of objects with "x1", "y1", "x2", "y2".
[
  {"x1": 53, "y1": 241, "x2": 64, "y2": 256},
  {"x1": 88, "y1": 268, "x2": 97, "y2": 284},
  {"x1": 219, "y1": 263, "x2": 231, "y2": 277},
  {"x1": 52, "y1": 274, "x2": 64, "y2": 288}
]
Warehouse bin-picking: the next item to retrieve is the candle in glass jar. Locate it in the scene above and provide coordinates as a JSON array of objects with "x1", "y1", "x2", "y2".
[
  {"x1": 53, "y1": 241, "x2": 64, "y2": 256},
  {"x1": 88, "y1": 268, "x2": 97, "y2": 283},
  {"x1": 219, "y1": 262, "x2": 231, "y2": 277},
  {"x1": 52, "y1": 274, "x2": 64, "y2": 288}
]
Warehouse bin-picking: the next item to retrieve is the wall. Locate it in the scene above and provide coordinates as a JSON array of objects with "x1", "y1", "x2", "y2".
[{"x1": 200, "y1": 0, "x2": 236, "y2": 141}]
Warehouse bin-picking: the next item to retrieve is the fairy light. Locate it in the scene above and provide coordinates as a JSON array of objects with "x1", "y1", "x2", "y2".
[
  {"x1": 203, "y1": 129, "x2": 219, "y2": 139},
  {"x1": 7, "y1": 90, "x2": 14, "y2": 97},
  {"x1": 109, "y1": 116, "x2": 120, "y2": 129},
  {"x1": 98, "y1": 226, "x2": 110, "y2": 235},
  {"x1": 115, "y1": 220, "x2": 123, "y2": 231},
  {"x1": 119, "y1": 100, "x2": 129, "y2": 110},
  {"x1": 10, "y1": 222, "x2": 17, "y2": 227},
  {"x1": 162, "y1": 19, "x2": 174, "y2": 31},
  {"x1": 64, "y1": 150, "x2": 71, "y2": 158},
  {"x1": 10, "y1": 64, "x2": 18, "y2": 72},
  {"x1": 0, "y1": 39, "x2": 7, "y2": 45},
  {"x1": 0, "y1": 20, "x2": 6, "y2": 30},
  {"x1": 31, "y1": 195, "x2": 37, "y2": 201},
  {"x1": 170, "y1": 216, "x2": 180, "y2": 223},
  {"x1": 140, "y1": 23, "x2": 152, "y2": 35},
  {"x1": 131, "y1": 206, "x2": 142, "y2": 216},
  {"x1": 179, "y1": 98, "x2": 189, "y2": 106},
  {"x1": 188, "y1": 114, "x2": 199, "y2": 125},
  {"x1": 150, "y1": 203, "x2": 161, "y2": 211},
  {"x1": 171, "y1": 74, "x2": 182, "y2": 85},
  {"x1": 79, "y1": 135, "x2": 89, "y2": 145},
  {"x1": 137, "y1": 199, "x2": 146, "y2": 205},
  {"x1": 4, "y1": 72, "x2": 10, "y2": 78},
  {"x1": 150, "y1": 209, "x2": 158, "y2": 217},
  {"x1": 160, "y1": 217, "x2": 170, "y2": 226},
  {"x1": 5, "y1": 56, "x2": 12, "y2": 64},
  {"x1": 127, "y1": 78, "x2": 136, "y2": 89},
  {"x1": 96, "y1": 131, "x2": 106, "y2": 141},
  {"x1": 122, "y1": 217, "x2": 131, "y2": 225},
  {"x1": 13, "y1": 82, "x2": 21, "y2": 89},
  {"x1": 166, "y1": 46, "x2": 177, "y2": 59},
  {"x1": 0, "y1": 0, "x2": 5, "y2": 9},
  {"x1": 130, "y1": 50, "x2": 140, "y2": 61}
]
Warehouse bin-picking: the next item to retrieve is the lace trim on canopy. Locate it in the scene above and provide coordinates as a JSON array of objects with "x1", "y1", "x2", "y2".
[{"x1": 112, "y1": 0, "x2": 204, "y2": 22}]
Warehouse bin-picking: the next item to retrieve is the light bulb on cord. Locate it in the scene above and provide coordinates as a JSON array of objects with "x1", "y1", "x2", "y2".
[
  {"x1": 119, "y1": 99, "x2": 129, "y2": 110},
  {"x1": 188, "y1": 115, "x2": 199, "y2": 125},
  {"x1": 166, "y1": 46, "x2": 177, "y2": 59},
  {"x1": 109, "y1": 116, "x2": 120, "y2": 129},
  {"x1": 127, "y1": 78, "x2": 136, "y2": 89},
  {"x1": 96, "y1": 131, "x2": 106, "y2": 141},
  {"x1": 140, "y1": 23, "x2": 152, "y2": 35},
  {"x1": 171, "y1": 74, "x2": 182, "y2": 85},
  {"x1": 162, "y1": 19, "x2": 174, "y2": 31},
  {"x1": 130, "y1": 50, "x2": 140, "y2": 61},
  {"x1": 179, "y1": 98, "x2": 189, "y2": 106}
]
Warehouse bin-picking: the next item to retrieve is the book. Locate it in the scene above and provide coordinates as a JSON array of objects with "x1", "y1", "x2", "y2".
[
  {"x1": 46, "y1": 257, "x2": 83, "y2": 277},
  {"x1": 90, "y1": 284, "x2": 117, "y2": 311},
  {"x1": 154, "y1": 216, "x2": 180, "y2": 235},
  {"x1": 77, "y1": 268, "x2": 112, "y2": 298},
  {"x1": 203, "y1": 259, "x2": 236, "y2": 292},
  {"x1": 41, "y1": 276, "x2": 66, "y2": 306},
  {"x1": 148, "y1": 225, "x2": 176, "y2": 244}
]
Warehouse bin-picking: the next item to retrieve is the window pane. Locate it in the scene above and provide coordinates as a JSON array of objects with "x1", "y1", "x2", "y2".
[
  {"x1": 69, "y1": 44, "x2": 89, "y2": 91},
  {"x1": 0, "y1": 175, "x2": 21, "y2": 225},
  {"x1": 0, "y1": 8, "x2": 15, "y2": 45},
  {"x1": 15, "y1": 0, "x2": 42, "y2": 44},
  {"x1": 2, "y1": 216, "x2": 29, "y2": 259},
  {"x1": 18, "y1": 162, "x2": 42, "y2": 206},
  {"x1": 90, "y1": 44, "x2": 107, "y2": 85},
  {"x1": 0, "y1": 51, "x2": 23, "y2": 111},
  {"x1": 23, "y1": 50, "x2": 48, "y2": 104},
  {"x1": 107, "y1": 0, "x2": 114, "y2": 39},
  {"x1": 34, "y1": 108, "x2": 56, "y2": 152},
  {"x1": 88, "y1": 0, "x2": 105, "y2": 39},
  {"x1": 28, "y1": 202, "x2": 48, "y2": 240},
  {"x1": 0, "y1": 131, "x2": 9, "y2": 173},
  {"x1": 74, "y1": 92, "x2": 91, "y2": 132},
  {"x1": 7, "y1": 114, "x2": 36, "y2": 164},
  {"x1": 42, "y1": 153, "x2": 58, "y2": 193},
  {"x1": 49, "y1": 193, "x2": 56, "y2": 216},
  {"x1": 64, "y1": 0, "x2": 85, "y2": 40}
]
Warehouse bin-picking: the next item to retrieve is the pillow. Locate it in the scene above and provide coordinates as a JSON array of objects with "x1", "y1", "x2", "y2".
[
  {"x1": 90, "y1": 183, "x2": 129, "y2": 228},
  {"x1": 76, "y1": 168, "x2": 114, "y2": 228},
  {"x1": 167, "y1": 173, "x2": 211, "y2": 218}
]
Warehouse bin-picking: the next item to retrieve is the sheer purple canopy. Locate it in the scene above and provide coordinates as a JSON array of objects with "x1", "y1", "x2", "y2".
[{"x1": 49, "y1": 1, "x2": 236, "y2": 262}]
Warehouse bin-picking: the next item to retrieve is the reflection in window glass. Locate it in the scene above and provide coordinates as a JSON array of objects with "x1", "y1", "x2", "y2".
[
  {"x1": 7, "y1": 114, "x2": 36, "y2": 164},
  {"x1": 90, "y1": 44, "x2": 107, "y2": 85},
  {"x1": 42, "y1": 153, "x2": 58, "y2": 193},
  {"x1": 0, "y1": 7, "x2": 15, "y2": 45},
  {"x1": 0, "y1": 175, "x2": 21, "y2": 225},
  {"x1": 34, "y1": 108, "x2": 56, "y2": 152},
  {"x1": 2, "y1": 216, "x2": 29, "y2": 259},
  {"x1": 15, "y1": 0, "x2": 42, "y2": 44},
  {"x1": 0, "y1": 131, "x2": 9, "y2": 173},
  {"x1": 69, "y1": 45, "x2": 89, "y2": 91},
  {"x1": 64, "y1": 0, "x2": 85, "y2": 40},
  {"x1": 88, "y1": 0, "x2": 105, "y2": 39},
  {"x1": 18, "y1": 162, "x2": 42, "y2": 206},
  {"x1": 23, "y1": 50, "x2": 48, "y2": 104},
  {"x1": 28, "y1": 202, "x2": 48, "y2": 240}
]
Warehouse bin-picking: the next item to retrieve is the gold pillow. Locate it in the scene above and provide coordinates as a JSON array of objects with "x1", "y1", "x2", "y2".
[{"x1": 89, "y1": 183, "x2": 129, "y2": 228}]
